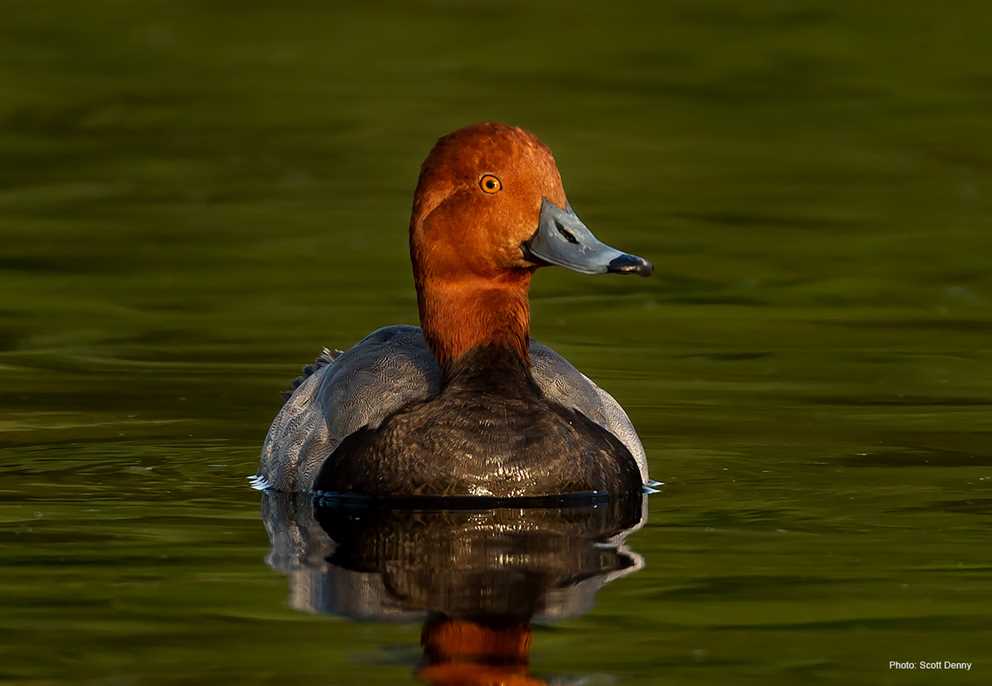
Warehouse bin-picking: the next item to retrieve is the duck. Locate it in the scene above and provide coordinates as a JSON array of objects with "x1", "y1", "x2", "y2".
[{"x1": 254, "y1": 122, "x2": 653, "y2": 498}]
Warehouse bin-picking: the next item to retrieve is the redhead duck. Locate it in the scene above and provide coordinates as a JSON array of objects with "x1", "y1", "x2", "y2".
[{"x1": 255, "y1": 122, "x2": 653, "y2": 497}]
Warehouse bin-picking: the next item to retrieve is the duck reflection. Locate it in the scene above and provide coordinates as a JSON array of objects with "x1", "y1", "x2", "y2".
[{"x1": 261, "y1": 494, "x2": 647, "y2": 685}]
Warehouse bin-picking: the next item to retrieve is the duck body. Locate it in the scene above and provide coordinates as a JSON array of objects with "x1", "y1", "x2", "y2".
[
  {"x1": 255, "y1": 122, "x2": 653, "y2": 498},
  {"x1": 320, "y1": 343, "x2": 640, "y2": 497},
  {"x1": 259, "y1": 325, "x2": 648, "y2": 493}
]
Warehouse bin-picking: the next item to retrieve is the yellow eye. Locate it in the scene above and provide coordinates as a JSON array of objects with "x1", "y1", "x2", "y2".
[{"x1": 479, "y1": 174, "x2": 502, "y2": 194}]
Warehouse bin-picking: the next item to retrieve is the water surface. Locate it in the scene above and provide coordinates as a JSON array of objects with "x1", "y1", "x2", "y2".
[{"x1": 1, "y1": 2, "x2": 991, "y2": 684}]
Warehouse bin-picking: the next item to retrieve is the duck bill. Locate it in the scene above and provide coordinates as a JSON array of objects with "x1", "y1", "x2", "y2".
[{"x1": 523, "y1": 198, "x2": 653, "y2": 276}]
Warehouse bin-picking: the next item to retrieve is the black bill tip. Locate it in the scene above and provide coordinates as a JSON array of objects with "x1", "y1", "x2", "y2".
[{"x1": 607, "y1": 254, "x2": 654, "y2": 277}]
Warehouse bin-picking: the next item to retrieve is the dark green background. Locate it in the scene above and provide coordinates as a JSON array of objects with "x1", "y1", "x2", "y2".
[{"x1": 1, "y1": 1, "x2": 990, "y2": 684}]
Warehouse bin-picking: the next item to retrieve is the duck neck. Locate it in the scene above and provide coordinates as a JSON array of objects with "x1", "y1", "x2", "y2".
[{"x1": 416, "y1": 271, "x2": 533, "y2": 383}]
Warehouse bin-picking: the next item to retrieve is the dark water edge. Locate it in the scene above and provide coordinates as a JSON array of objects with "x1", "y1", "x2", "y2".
[{"x1": 2, "y1": 1, "x2": 991, "y2": 684}]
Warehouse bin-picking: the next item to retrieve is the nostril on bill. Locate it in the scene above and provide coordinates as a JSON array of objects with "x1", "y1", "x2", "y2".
[{"x1": 554, "y1": 220, "x2": 579, "y2": 244}]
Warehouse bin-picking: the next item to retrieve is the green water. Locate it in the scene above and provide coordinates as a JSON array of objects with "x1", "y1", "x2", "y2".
[{"x1": 2, "y1": 1, "x2": 991, "y2": 684}]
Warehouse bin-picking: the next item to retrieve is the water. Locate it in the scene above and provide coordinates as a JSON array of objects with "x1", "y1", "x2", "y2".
[{"x1": 2, "y1": 2, "x2": 991, "y2": 684}]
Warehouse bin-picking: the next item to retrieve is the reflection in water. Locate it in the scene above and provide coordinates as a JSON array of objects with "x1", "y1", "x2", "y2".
[{"x1": 261, "y1": 493, "x2": 648, "y2": 684}]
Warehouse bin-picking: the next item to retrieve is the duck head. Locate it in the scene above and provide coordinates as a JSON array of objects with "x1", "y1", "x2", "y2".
[{"x1": 410, "y1": 122, "x2": 652, "y2": 372}]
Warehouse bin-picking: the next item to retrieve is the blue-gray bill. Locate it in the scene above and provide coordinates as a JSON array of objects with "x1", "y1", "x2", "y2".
[{"x1": 524, "y1": 197, "x2": 654, "y2": 277}]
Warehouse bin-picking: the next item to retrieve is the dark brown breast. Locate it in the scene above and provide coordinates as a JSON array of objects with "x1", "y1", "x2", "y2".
[{"x1": 314, "y1": 345, "x2": 642, "y2": 498}]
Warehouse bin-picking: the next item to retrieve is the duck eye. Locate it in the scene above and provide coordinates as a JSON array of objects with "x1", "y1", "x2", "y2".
[{"x1": 479, "y1": 174, "x2": 502, "y2": 194}]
